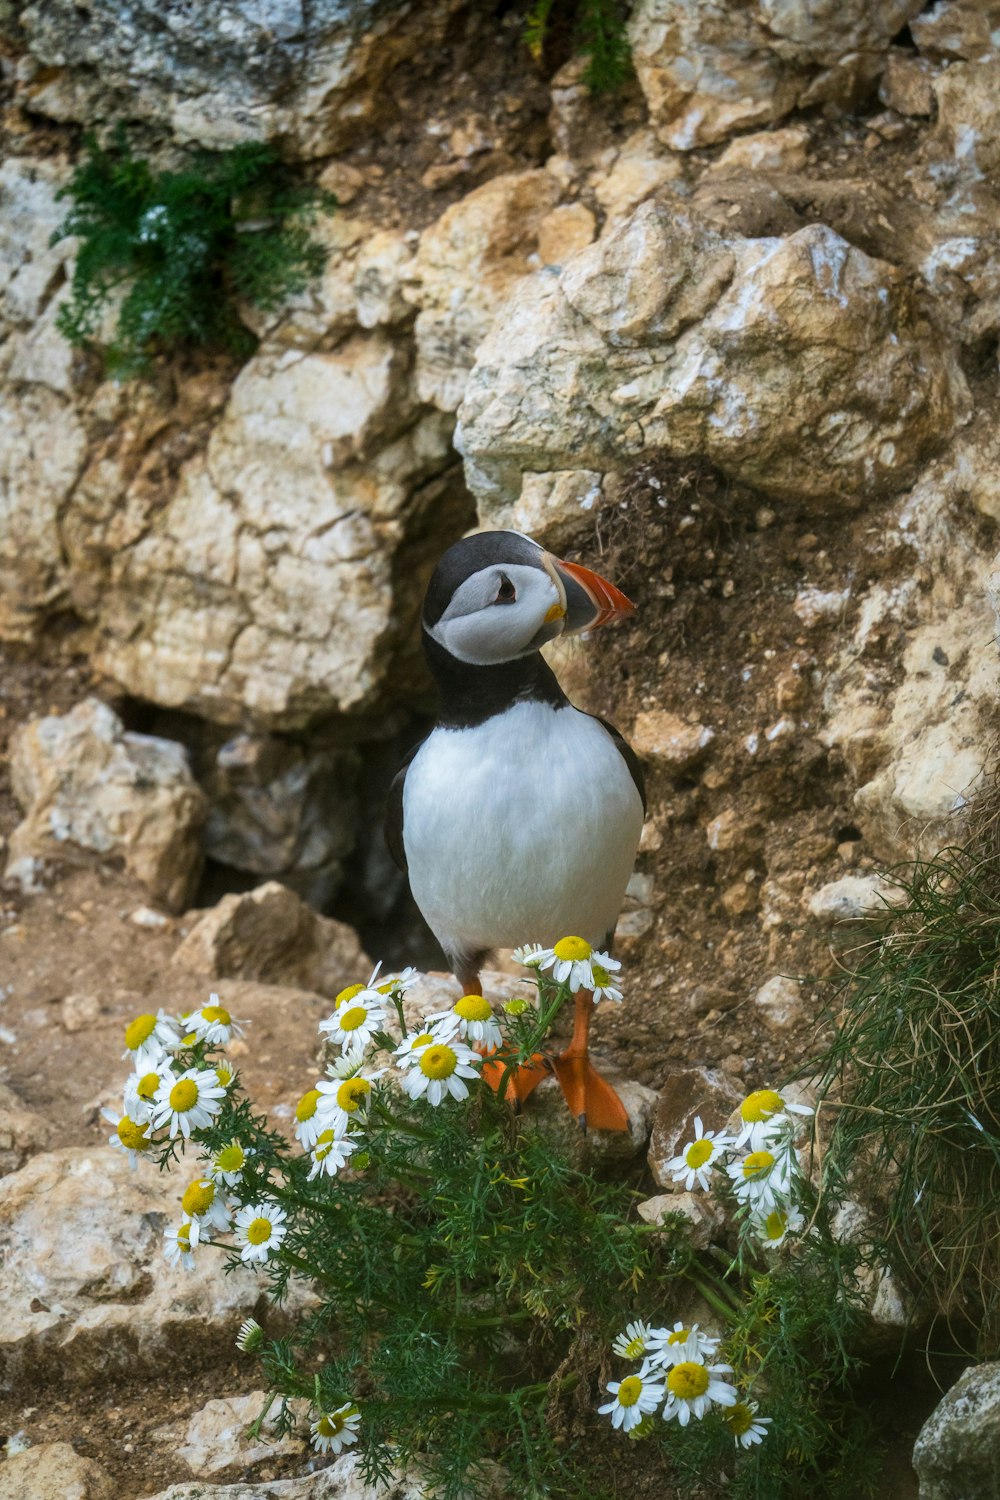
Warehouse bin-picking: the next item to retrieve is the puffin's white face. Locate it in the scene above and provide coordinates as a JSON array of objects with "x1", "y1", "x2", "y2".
[{"x1": 426, "y1": 561, "x2": 567, "y2": 666}]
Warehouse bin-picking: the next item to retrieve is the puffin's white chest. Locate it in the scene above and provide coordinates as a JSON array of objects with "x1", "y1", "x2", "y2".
[{"x1": 402, "y1": 700, "x2": 644, "y2": 957}]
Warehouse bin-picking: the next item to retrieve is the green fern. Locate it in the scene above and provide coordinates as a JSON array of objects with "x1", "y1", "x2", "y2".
[
  {"x1": 52, "y1": 128, "x2": 334, "y2": 377},
  {"x1": 525, "y1": 0, "x2": 632, "y2": 93}
]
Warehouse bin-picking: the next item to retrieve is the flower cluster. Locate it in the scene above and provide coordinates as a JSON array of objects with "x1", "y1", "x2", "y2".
[
  {"x1": 512, "y1": 936, "x2": 623, "y2": 1003},
  {"x1": 601, "y1": 1316, "x2": 770, "y2": 1447},
  {"x1": 664, "y1": 1088, "x2": 813, "y2": 1249}
]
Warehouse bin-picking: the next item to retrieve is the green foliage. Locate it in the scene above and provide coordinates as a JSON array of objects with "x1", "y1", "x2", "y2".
[
  {"x1": 525, "y1": 0, "x2": 632, "y2": 93},
  {"x1": 52, "y1": 128, "x2": 334, "y2": 376},
  {"x1": 810, "y1": 809, "x2": 1000, "y2": 1356}
]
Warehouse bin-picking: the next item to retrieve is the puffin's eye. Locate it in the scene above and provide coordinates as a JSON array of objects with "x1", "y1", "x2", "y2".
[{"x1": 495, "y1": 574, "x2": 516, "y2": 604}]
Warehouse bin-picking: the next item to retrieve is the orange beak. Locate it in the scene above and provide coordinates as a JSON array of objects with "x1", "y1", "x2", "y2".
[{"x1": 553, "y1": 556, "x2": 636, "y2": 632}]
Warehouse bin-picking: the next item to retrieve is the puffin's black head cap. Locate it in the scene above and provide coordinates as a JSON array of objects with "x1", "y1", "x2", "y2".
[{"x1": 423, "y1": 532, "x2": 545, "y2": 627}]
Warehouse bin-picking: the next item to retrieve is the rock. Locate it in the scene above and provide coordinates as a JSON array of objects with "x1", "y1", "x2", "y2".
[
  {"x1": 91, "y1": 336, "x2": 467, "y2": 730},
  {"x1": 806, "y1": 874, "x2": 904, "y2": 925},
  {"x1": 0, "y1": 1441, "x2": 113, "y2": 1500},
  {"x1": 537, "y1": 203, "x2": 596, "y2": 266},
  {"x1": 706, "y1": 126, "x2": 811, "y2": 177},
  {"x1": 592, "y1": 128, "x2": 685, "y2": 222},
  {"x1": 524, "y1": 1069, "x2": 658, "y2": 1172},
  {"x1": 638, "y1": 1190, "x2": 726, "y2": 1249},
  {"x1": 0, "y1": 1081, "x2": 56, "y2": 1177},
  {"x1": 457, "y1": 204, "x2": 968, "y2": 515},
  {"x1": 408, "y1": 170, "x2": 562, "y2": 412},
  {"x1": 476, "y1": 470, "x2": 612, "y2": 554},
  {"x1": 648, "y1": 1066, "x2": 743, "y2": 1190},
  {"x1": 15, "y1": 1, "x2": 459, "y2": 158},
  {"x1": 628, "y1": 0, "x2": 924, "y2": 151},
  {"x1": 173, "y1": 883, "x2": 369, "y2": 1000},
  {"x1": 878, "y1": 49, "x2": 938, "y2": 116},
  {"x1": 705, "y1": 808, "x2": 760, "y2": 860},
  {"x1": 139, "y1": 1452, "x2": 443, "y2": 1500},
  {"x1": 933, "y1": 56, "x2": 1000, "y2": 177},
  {"x1": 60, "y1": 993, "x2": 105, "y2": 1033},
  {"x1": 913, "y1": 1362, "x2": 1000, "y2": 1500},
  {"x1": 631, "y1": 711, "x2": 714, "y2": 772},
  {"x1": 153, "y1": 1391, "x2": 307, "y2": 1478},
  {"x1": 911, "y1": 0, "x2": 1000, "y2": 62},
  {"x1": 6, "y1": 699, "x2": 207, "y2": 912},
  {"x1": 0, "y1": 1147, "x2": 273, "y2": 1390},
  {"x1": 830, "y1": 1199, "x2": 912, "y2": 1332},
  {"x1": 203, "y1": 735, "x2": 360, "y2": 909},
  {"x1": 754, "y1": 975, "x2": 804, "y2": 1031},
  {"x1": 793, "y1": 587, "x2": 849, "y2": 629}
]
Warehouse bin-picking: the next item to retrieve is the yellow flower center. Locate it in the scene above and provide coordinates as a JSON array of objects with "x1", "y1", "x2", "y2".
[
  {"x1": 246, "y1": 1217, "x2": 272, "y2": 1245},
  {"x1": 726, "y1": 1402, "x2": 754, "y2": 1436},
  {"x1": 176, "y1": 1223, "x2": 192, "y2": 1250},
  {"x1": 667, "y1": 1328, "x2": 690, "y2": 1346},
  {"x1": 592, "y1": 963, "x2": 610, "y2": 986},
  {"x1": 296, "y1": 1089, "x2": 321, "y2": 1122},
  {"x1": 623, "y1": 1335, "x2": 645, "y2": 1358},
  {"x1": 616, "y1": 1376, "x2": 643, "y2": 1408},
  {"x1": 339, "y1": 1005, "x2": 367, "y2": 1031},
  {"x1": 667, "y1": 1362, "x2": 710, "y2": 1400},
  {"x1": 419, "y1": 1044, "x2": 457, "y2": 1080},
  {"x1": 685, "y1": 1139, "x2": 713, "y2": 1169},
  {"x1": 117, "y1": 1117, "x2": 150, "y2": 1150},
  {"x1": 180, "y1": 1032, "x2": 198, "y2": 1046},
  {"x1": 455, "y1": 995, "x2": 492, "y2": 1022},
  {"x1": 741, "y1": 1088, "x2": 784, "y2": 1123},
  {"x1": 763, "y1": 1209, "x2": 788, "y2": 1240},
  {"x1": 136, "y1": 1071, "x2": 161, "y2": 1099},
  {"x1": 216, "y1": 1064, "x2": 234, "y2": 1087},
  {"x1": 628, "y1": 1414, "x2": 655, "y2": 1441},
  {"x1": 216, "y1": 1144, "x2": 245, "y2": 1172},
  {"x1": 337, "y1": 1078, "x2": 371, "y2": 1113},
  {"x1": 169, "y1": 1079, "x2": 199, "y2": 1113},
  {"x1": 125, "y1": 1014, "x2": 157, "y2": 1050},
  {"x1": 315, "y1": 1129, "x2": 336, "y2": 1159},
  {"x1": 335, "y1": 983, "x2": 365, "y2": 1006},
  {"x1": 504, "y1": 998, "x2": 528, "y2": 1015},
  {"x1": 201, "y1": 1004, "x2": 231, "y2": 1026},
  {"x1": 317, "y1": 1412, "x2": 345, "y2": 1437},
  {"x1": 553, "y1": 936, "x2": 591, "y2": 961},
  {"x1": 409, "y1": 1032, "x2": 434, "y2": 1049},
  {"x1": 742, "y1": 1150, "x2": 776, "y2": 1180},
  {"x1": 182, "y1": 1179, "x2": 216, "y2": 1217}
]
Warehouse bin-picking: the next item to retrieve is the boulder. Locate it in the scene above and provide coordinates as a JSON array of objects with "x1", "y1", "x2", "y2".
[
  {"x1": 139, "y1": 1453, "x2": 441, "y2": 1500},
  {"x1": 173, "y1": 883, "x2": 369, "y2": 999},
  {"x1": 913, "y1": 1362, "x2": 1000, "y2": 1500},
  {"x1": 806, "y1": 874, "x2": 905, "y2": 926},
  {"x1": 0, "y1": 1442, "x2": 113, "y2": 1500},
  {"x1": 631, "y1": 712, "x2": 715, "y2": 774},
  {"x1": 152, "y1": 1391, "x2": 307, "y2": 1478},
  {"x1": 0, "y1": 1081, "x2": 57, "y2": 1177},
  {"x1": 638, "y1": 1190, "x2": 726, "y2": 1249},
  {"x1": 6, "y1": 699, "x2": 207, "y2": 912},
  {"x1": 933, "y1": 56, "x2": 1000, "y2": 177},
  {"x1": 648, "y1": 1066, "x2": 743, "y2": 1190},
  {"x1": 754, "y1": 975, "x2": 805, "y2": 1032},
  {"x1": 628, "y1": 0, "x2": 925, "y2": 151},
  {"x1": 911, "y1": 0, "x2": 1000, "y2": 62},
  {"x1": 457, "y1": 203, "x2": 968, "y2": 516},
  {"x1": 0, "y1": 1147, "x2": 273, "y2": 1391}
]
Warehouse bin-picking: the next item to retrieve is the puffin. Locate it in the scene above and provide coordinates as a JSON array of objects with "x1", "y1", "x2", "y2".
[{"x1": 385, "y1": 530, "x2": 645, "y2": 1130}]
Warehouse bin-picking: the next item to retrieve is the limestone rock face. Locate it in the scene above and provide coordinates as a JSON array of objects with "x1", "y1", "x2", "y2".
[
  {"x1": 173, "y1": 882, "x2": 369, "y2": 999},
  {"x1": 0, "y1": 1442, "x2": 113, "y2": 1500},
  {"x1": 628, "y1": 0, "x2": 926, "y2": 150},
  {"x1": 15, "y1": 0, "x2": 454, "y2": 157},
  {"x1": 141, "y1": 1453, "x2": 439, "y2": 1500},
  {"x1": 0, "y1": 1147, "x2": 269, "y2": 1390},
  {"x1": 152, "y1": 1391, "x2": 307, "y2": 1478},
  {"x1": 91, "y1": 337, "x2": 464, "y2": 729},
  {"x1": 458, "y1": 203, "x2": 968, "y2": 520},
  {"x1": 913, "y1": 1362, "x2": 1000, "y2": 1500},
  {"x1": 6, "y1": 699, "x2": 207, "y2": 912}
]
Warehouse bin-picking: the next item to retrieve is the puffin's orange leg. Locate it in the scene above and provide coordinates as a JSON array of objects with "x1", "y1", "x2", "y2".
[
  {"x1": 549, "y1": 991, "x2": 630, "y2": 1133},
  {"x1": 482, "y1": 1051, "x2": 550, "y2": 1104}
]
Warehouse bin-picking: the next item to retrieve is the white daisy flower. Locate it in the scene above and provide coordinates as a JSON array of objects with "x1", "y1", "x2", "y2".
[
  {"x1": 374, "y1": 965, "x2": 419, "y2": 996},
  {"x1": 235, "y1": 1317, "x2": 264, "y2": 1352},
  {"x1": 402, "y1": 1037, "x2": 481, "y2": 1106},
  {"x1": 725, "y1": 1399, "x2": 772, "y2": 1448},
  {"x1": 122, "y1": 1009, "x2": 181, "y2": 1071},
  {"x1": 735, "y1": 1088, "x2": 813, "y2": 1151},
  {"x1": 661, "y1": 1360, "x2": 737, "y2": 1426},
  {"x1": 612, "y1": 1320, "x2": 653, "y2": 1360},
  {"x1": 102, "y1": 1107, "x2": 153, "y2": 1169},
  {"x1": 234, "y1": 1201, "x2": 288, "y2": 1264},
  {"x1": 124, "y1": 1066, "x2": 171, "y2": 1124},
  {"x1": 208, "y1": 1139, "x2": 252, "y2": 1187},
  {"x1": 598, "y1": 1372, "x2": 666, "y2": 1432},
  {"x1": 315, "y1": 1052, "x2": 384, "y2": 1133},
  {"x1": 754, "y1": 1204, "x2": 805, "y2": 1249},
  {"x1": 185, "y1": 994, "x2": 246, "y2": 1047},
  {"x1": 665, "y1": 1117, "x2": 733, "y2": 1191},
  {"x1": 310, "y1": 1404, "x2": 360, "y2": 1455},
  {"x1": 180, "y1": 1176, "x2": 231, "y2": 1235},
  {"x1": 319, "y1": 988, "x2": 387, "y2": 1052},
  {"x1": 393, "y1": 1026, "x2": 442, "y2": 1069},
  {"x1": 537, "y1": 936, "x2": 598, "y2": 990},
  {"x1": 150, "y1": 1067, "x2": 226, "y2": 1139},
  {"x1": 214, "y1": 1059, "x2": 237, "y2": 1091},
  {"x1": 164, "y1": 1217, "x2": 200, "y2": 1270},
  {"x1": 643, "y1": 1322, "x2": 721, "y2": 1371},
  {"x1": 427, "y1": 995, "x2": 503, "y2": 1050},
  {"x1": 294, "y1": 1086, "x2": 328, "y2": 1149},
  {"x1": 511, "y1": 943, "x2": 547, "y2": 968},
  {"x1": 308, "y1": 1125, "x2": 358, "y2": 1180},
  {"x1": 589, "y1": 952, "x2": 624, "y2": 1005},
  {"x1": 726, "y1": 1148, "x2": 793, "y2": 1212}
]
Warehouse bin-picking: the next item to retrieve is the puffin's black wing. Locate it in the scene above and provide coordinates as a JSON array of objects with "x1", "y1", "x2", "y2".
[
  {"x1": 593, "y1": 715, "x2": 647, "y2": 815},
  {"x1": 384, "y1": 737, "x2": 426, "y2": 875}
]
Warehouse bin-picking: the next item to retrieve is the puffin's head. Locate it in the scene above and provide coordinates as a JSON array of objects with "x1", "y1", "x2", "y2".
[{"x1": 422, "y1": 530, "x2": 635, "y2": 667}]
